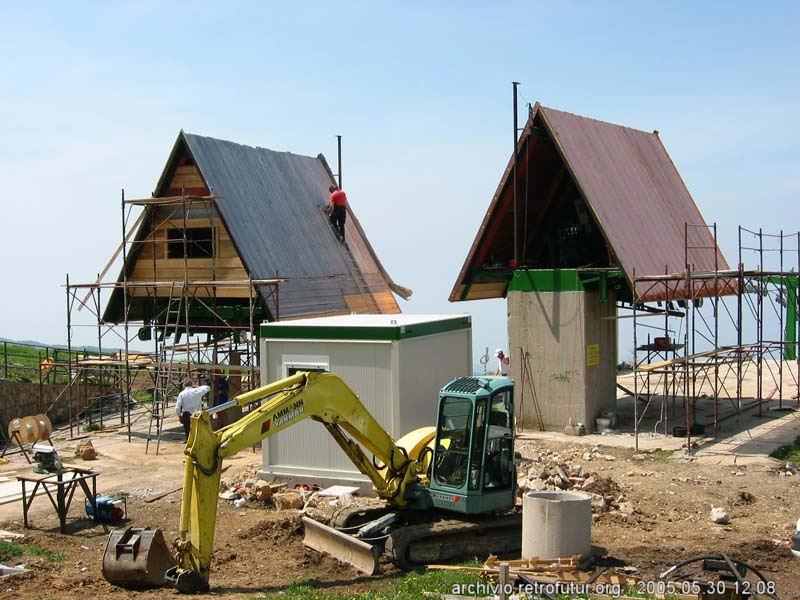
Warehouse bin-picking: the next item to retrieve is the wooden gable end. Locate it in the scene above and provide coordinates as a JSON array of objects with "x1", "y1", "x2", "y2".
[
  {"x1": 127, "y1": 151, "x2": 251, "y2": 300},
  {"x1": 167, "y1": 160, "x2": 208, "y2": 196}
]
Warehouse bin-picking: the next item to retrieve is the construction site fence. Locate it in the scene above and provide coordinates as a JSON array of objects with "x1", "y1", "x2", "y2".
[{"x1": 0, "y1": 340, "x2": 113, "y2": 386}]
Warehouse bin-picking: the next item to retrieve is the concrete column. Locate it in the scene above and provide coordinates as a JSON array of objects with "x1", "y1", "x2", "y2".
[{"x1": 508, "y1": 289, "x2": 617, "y2": 430}]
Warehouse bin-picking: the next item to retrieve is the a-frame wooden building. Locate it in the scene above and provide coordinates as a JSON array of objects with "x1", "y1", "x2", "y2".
[{"x1": 104, "y1": 131, "x2": 410, "y2": 337}]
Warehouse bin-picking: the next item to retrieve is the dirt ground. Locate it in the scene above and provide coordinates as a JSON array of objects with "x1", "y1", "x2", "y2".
[{"x1": 1, "y1": 430, "x2": 799, "y2": 600}]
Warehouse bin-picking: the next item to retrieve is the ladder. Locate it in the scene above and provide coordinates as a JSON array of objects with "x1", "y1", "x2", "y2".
[
  {"x1": 342, "y1": 248, "x2": 379, "y2": 313},
  {"x1": 320, "y1": 204, "x2": 380, "y2": 313},
  {"x1": 146, "y1": 283, "x2": 183, "y2": 454}
]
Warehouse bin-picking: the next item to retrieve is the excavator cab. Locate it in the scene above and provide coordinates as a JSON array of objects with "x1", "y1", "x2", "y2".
[{"x1": 429, "y1": 376, "x2": 515, "y2": 514}]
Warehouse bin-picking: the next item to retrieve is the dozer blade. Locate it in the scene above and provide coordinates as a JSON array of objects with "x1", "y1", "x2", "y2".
[
  {"x1": 102, "y1": 527, "x2": 177, "y2": 588},
  {"x1": 302, "y1": 516, "x2": 380, "y2": 576}
]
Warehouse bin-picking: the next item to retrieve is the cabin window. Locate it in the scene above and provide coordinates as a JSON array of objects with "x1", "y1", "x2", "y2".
[
  {"x1": 166, "y1": 227, "x2": 214, "y2": 259},
  {"x1": 434, "y1": 396, "x2": 473, "y2": 488}
]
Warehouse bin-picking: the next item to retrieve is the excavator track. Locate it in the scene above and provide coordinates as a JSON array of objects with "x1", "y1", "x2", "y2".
[
  {"x1": 332, "y1": 505, "x2": 393, "y2": 529},
  {"x1": 325, "y1": 507, "x2": 521, "y2": 570},
  {"x1": 385, "y1": 512, "x2": 522, "y2": 569}
]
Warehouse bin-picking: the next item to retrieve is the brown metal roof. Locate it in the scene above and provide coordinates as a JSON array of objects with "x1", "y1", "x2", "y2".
[{"x1": 450, "y1": 104, "x2": 732, "y2": 303}]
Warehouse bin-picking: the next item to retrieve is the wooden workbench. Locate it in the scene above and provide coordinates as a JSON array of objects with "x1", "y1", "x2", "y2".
[{"x1": 17, "y1": 467, "x2": 98, "y2": 533}]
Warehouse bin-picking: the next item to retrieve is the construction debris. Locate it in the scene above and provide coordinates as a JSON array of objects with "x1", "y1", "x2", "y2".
[
  {"x1": 0, "y1": 564, "x2": 27, "y2": 578},
  {"x1": 75, "y1": 440, "x2": 97, "y2": 460},
  {"x1": 317, "y1": 485, "x2": 360, "y2": 497},
  {"x1": 273, "y1": 492, "x2": 304, "y2": 510},
  {"x1": 249, "y1": 480, "x2": 273, "y2": 502},
  {"x1": 516, "y1": 446, "x2": 625, "y2": 513}
]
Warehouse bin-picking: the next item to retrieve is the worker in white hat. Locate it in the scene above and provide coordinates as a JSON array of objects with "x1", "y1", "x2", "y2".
[{"x1": 494, "y1": 349, "x2": 510, "y2": 376}]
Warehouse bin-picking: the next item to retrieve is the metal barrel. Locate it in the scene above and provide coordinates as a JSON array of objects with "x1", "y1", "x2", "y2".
[{"x1": 101, "y1": 527, "x2": 177, "y2": 588}]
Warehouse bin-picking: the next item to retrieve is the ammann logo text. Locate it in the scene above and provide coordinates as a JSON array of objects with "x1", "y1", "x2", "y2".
[{"x1": 272, "y1": 399, "x2": 305, "y2": 427}]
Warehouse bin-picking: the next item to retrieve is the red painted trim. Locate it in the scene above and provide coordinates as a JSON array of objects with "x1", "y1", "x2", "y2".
[
  {"x1": 167, "y1": 186, "x2": 210, "y2": 196},
  {"x1": 472, "y1": 137, "x2": 539, "y2": 269}
]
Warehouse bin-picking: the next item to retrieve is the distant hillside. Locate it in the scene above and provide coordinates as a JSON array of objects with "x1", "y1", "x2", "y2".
[{"x1": 0, "y1": 337, "x2": 110, "y2": 354}]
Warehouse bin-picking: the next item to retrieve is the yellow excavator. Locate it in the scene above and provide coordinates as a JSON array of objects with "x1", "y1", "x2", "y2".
[{"x1": 102, "y1": 371, "x2": 520, "y2": 593}]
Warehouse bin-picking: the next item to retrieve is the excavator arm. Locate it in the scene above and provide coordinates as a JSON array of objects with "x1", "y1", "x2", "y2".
[{"x1": 166, "y1": 371, "x2": 427, "y2": 592}]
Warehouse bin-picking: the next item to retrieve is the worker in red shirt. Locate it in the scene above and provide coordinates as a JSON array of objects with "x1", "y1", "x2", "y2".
[{"x1": 328, "y1": 185, "x2": 347, "y2": 242}]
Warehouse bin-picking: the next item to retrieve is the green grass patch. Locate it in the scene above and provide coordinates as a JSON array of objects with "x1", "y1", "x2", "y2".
[
  {"x1": 0, "y1": 340, "x2": 116, "y2": 384},
  {"x1": 1, "y1": 342, "x2": 42, "y2": 381},
  {"x1": 133, "y1": 389, "x2": 154, "y2": 404},
  {"x1": 252, "y1": 568, "x2": 669, "y2": 600},
  {"x1": 643, "y1": 449, "x2": 674, "y2": 462},
  {"x1": 83, "y1": 422, "x2": 101, "y2": 432},
  {"x1": 24, "y1": 544, "x2": 68, "y2": 563},
  {"x1": 0, "y1": 540, "x2": 24, "y2": 562},
  {"x1": 0, "y1": 540, "x2": 67, "y2": 563},
  {"x1": 770, "y1": 435, "x2": 800, "y2": 465},
  {"x1": 253, "y1": 563, "x2": 484, "y2": 600}
]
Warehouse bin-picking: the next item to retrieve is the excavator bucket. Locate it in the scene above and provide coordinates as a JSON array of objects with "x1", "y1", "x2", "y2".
[
  {"x1": 101, "y1": 527, "x2": 176, "y2": 588},
  {"x1": 302, "y1": 516, "x2": 380, "y2": 576}
]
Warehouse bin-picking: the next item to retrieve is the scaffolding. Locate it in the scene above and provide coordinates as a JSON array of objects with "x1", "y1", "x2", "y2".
[
  {"x1": 629, "y1": 224, "x2": 799, "y2": 451},
  {"x1": 53, "y1": 190, "x2": 283, "y2": 450}
]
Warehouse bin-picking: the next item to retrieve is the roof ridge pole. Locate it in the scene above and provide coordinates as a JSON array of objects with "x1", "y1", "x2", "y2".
[
  {"x1": 336, "y1": 135, "x2": 342, "y2": 189},
  {"x1": 512, "y1": 82, "x2": 520, "y2": 266}
]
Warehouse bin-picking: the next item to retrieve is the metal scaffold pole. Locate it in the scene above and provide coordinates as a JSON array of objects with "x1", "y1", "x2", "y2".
[
  {"x1": 122, "y1": 188, "x2": 132, "y2": 442},
  {"x1": 66, "y1": 273, "x2": 73, "y2": 438}
]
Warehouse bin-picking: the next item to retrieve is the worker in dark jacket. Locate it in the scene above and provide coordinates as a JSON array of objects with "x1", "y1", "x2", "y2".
[{"x1": 328, "y1": 185, "x2": 347, "y2": 242}]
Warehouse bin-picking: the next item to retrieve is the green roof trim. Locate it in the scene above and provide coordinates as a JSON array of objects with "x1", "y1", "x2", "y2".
[
  {"x1": 260, "y1": 316, "x2": 472, "y2": 341},
  {"x1": 508, "y1": 269, "x2": 626, "y2": 295},
  {"x1": 509, "y1": 269, "x2": 583, "y2": 292}
]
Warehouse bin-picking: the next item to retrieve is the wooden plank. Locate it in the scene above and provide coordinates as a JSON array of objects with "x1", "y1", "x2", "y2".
[
  {"x1": 130, "y1": 268, "x2": 250, "y2": 281},
  {"x1": 160, "y1": 218, "x2": 226, "y2": 229},
  {"x1": 485, "y1": 554, "x2": 581, "y2": 568},
  {"x1": 374, "y1": 291, "x2": 401, "y2": 313},
  {"x1": 145, "y1": 225, "x2": 231, "y2": 242},
  {"x1": 344, "y1": 294, "x2": 372, "y2": 313},
  {"x1": 131, "y1": 246, "x2": 245, "y2": 262},
  {"x1": 171, "y1": 165, "x2": 205, "y2": 187},
  {"x1": 125, "y1": 194, "x2": 218, "y2": 205},
  {"x1": 128, "y1": 287, "x2": 252, "y2": 299},
  {"x1": 463, "y1": 282, "x2": 508, "y2": 300},
  {"x1": 131, "y1": 259, "x2": 248, "y2": 273}
]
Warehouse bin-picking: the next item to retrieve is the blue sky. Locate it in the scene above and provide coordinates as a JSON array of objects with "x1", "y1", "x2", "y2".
[{"x1": 0, "y1": 2, "x2": 798, "y2": 370}]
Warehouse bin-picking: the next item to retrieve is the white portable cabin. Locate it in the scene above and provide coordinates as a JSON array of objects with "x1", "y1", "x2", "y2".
[{"x1": 258, "y1": 314, "x2": 472, "y2": 487}]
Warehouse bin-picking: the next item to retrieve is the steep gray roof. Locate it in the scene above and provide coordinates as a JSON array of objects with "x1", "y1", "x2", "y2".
[
  {"x1": 105, "y1": 132, "x2": 407, "y2": 322},
  {"x1": 180, "y1": 133, "x2": 407, "y2": 318}
]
